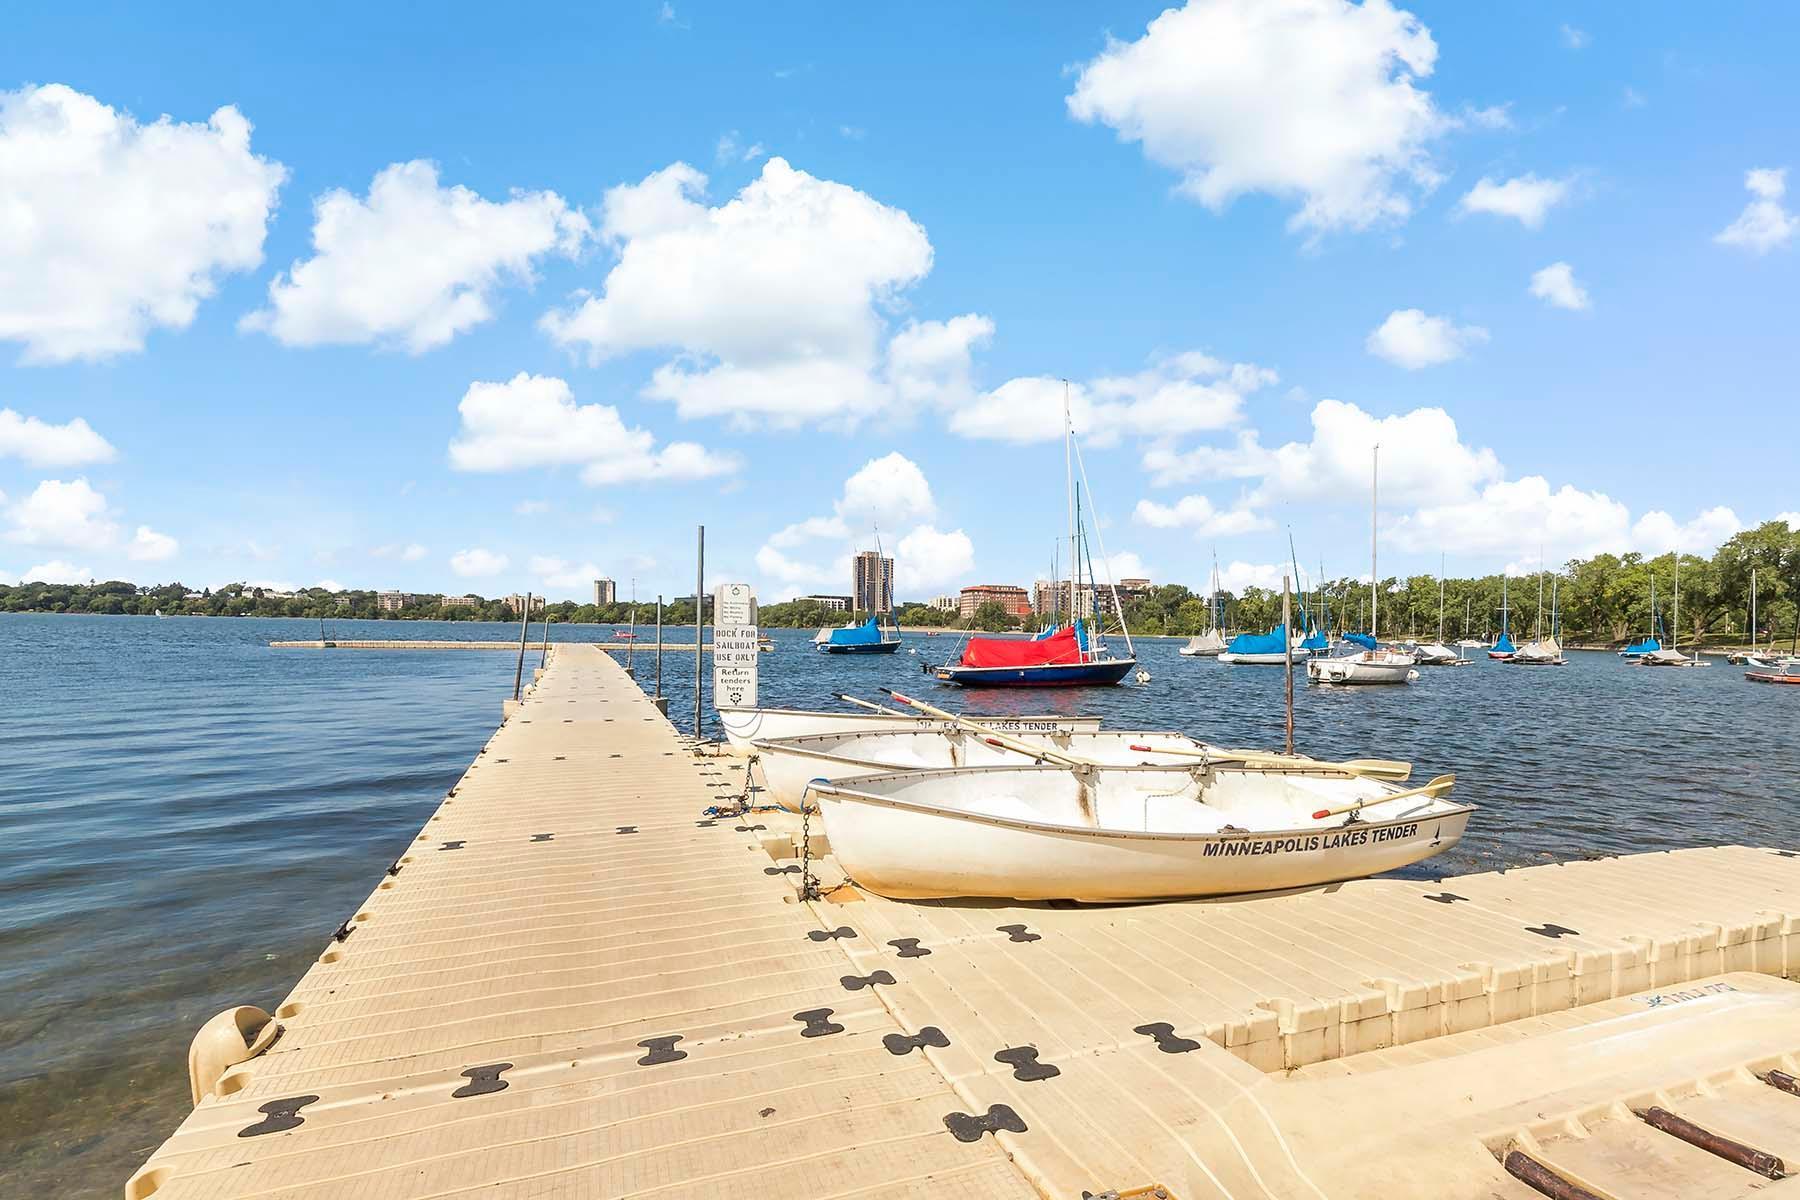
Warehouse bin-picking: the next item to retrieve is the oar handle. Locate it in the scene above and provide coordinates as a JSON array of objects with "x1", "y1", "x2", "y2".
[
  {"x1": 1312, "y1": 774, "x2": 1454, "y2": 820},
  {"x1": 833, "y1": 692, "x2": 909, "y2": 717},
  {"x1": 882, "y1": 688, "x2": 1090, "y2": 768}
]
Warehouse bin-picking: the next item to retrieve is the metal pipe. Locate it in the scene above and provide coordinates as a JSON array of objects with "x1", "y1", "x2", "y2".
[
  {"x1": 1282, "y1": 575, "x2": 1294, "y2": 756},
  {"x1": 539, "y1": 611, "x2": 551, "y2": 669},
  {"x1": 1502, "y1": 1150, "x2": 1606, "y2": 1200},
  {"x1": 1635, "y1": 1106, "x2": 1786, "y2": 1179},
  {"x1": 693, "y1": 525, "x2": 704, "y2": 736},
  {"x1": 512, "y1": 593, "x2": 531, "y2": 702},
  {"x1": 655, "y1": 595, "x2": 663, "y2": 697}
]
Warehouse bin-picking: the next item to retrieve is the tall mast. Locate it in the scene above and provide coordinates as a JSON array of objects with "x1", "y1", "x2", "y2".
[
  {"x1": 1370, "y1": 444, "x2": 1379, "y2": 638},
  {"x1": 1535, "y1": 547, "x2": 1545, "y2": 640},
  {"x1": 1438, "y1": 553, "x2": 1446, "y2": 642},
  {"x1": 1752, "y1": 567, "x2": 1758, "y2": 652},
  {"x1": 1674, "y1": 548, "x2": 1681, "y2": 651},
  {"x1": 1064, "y1": 381, "x2": 1076, "y2": 628}
]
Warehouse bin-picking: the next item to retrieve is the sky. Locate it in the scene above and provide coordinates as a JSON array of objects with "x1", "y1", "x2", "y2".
[{"x1": 2, "y1": 2, "x2": 1797, "y2": 603}]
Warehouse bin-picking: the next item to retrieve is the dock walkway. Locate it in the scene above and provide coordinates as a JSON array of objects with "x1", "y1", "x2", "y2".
[{"x1": 131, "y1": 645, "x2": 1800, "y2": 1200}]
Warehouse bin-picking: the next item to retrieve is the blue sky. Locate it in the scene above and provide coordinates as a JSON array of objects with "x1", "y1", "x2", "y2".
[{"x1": 2, "y1": 2, "x2": 1796, "y2": 602}]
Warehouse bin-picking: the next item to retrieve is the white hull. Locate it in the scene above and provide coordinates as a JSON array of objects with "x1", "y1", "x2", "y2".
[
  {"x1": 814, "y1": 764, "x2": 1472, "y2": 901},
  {"x1": 1412, "y1": 642, "x2": 1460, "y2": 665},
  {"x1": 1179, "y1": 632, "x2": 1227, "y2": 657},
  {"x1": 752, "y1": 728, "x2": 1209, "y2": 810},
  {"x1": 717, "y1": 706, "x2": 1101, "y2": 753},
  {"x1": 1307, "y1": 652, "x2": 1418, "y2": 685},
  {"x1": 1218, "y1": 650, "x2": 1308, "y2": 665}
]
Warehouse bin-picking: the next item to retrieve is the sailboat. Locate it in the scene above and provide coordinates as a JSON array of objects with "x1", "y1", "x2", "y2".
[
  {"x1": 1619, "y1": 574, "x2": 1662, "y2": 659},
  {"x1": 1638, "y1": 550, "x2": 1708, "y2": 666},
  {"x1": 1307, "y1": 445, "x2": 1419, "y2": 685},
  {"x1": 1179, "y1": 553, "x2": 1227, "y2": 657},
  {"x1": 1508, "y1": 557, "x2": 1568, "y2": 665},
  {"x1": 1413, "y1": 554, "x2": 1464, "y2": 666},
  {"x1": 933, "y1": 389, "x2": 1136, "y2": 686},
  {"x1": 1455, "y1": 596, "x2": 1483, "y2": 648},
  {"x1": 816, "y1": 529, "x2": 904, "y2": 655},
  {"x1": 1488, "y1": 575, "x2": 1517, "y2": 659}
]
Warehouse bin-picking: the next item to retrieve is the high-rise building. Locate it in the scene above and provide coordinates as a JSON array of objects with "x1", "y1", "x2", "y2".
[
  {"x1": 958, "y1": 584, "x2": 1032, "y2": 620},
  {"x1": 593, "y1": 578, "x2": 616, "y2": 605},
  {"x1": 852, "y1": 550, "x2": 895, "y2": 614},
  {"x1": 1031, "y1": 580, "x2": 1098, "y2": 620}
]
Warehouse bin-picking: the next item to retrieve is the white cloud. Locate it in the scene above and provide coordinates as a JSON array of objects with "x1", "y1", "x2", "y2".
[
  {"x1": 714, "y1": 131, "x2": 766, "y2": 163},
  {"x1": 1067, "y1": 0, "x2": 1450, "y2": 234},
  {"x1": 1142, "y1": 433, "x2": 1274, "y2": 487},
  {"x1": 895, "y1": 525, "x2": 975, "y2": 590},
  {"x1": 1463, "y1": 103, "x2": 1513, "y2": 130},
  {"x1": 1559, "y1": 24, "x2": 1589, "y2": 49},
  {"x1": 448, "y1": 372, "x2": 738, "y2": 486},
  {"x1": 1715, "y1": 167, "x2": 1797, "y2": 254},
  {"x1": 1366, "y1": 308, "x2": 1488, "y2": 368},
  {"x1": 838, "y1": 451, "x2": 936, "y2": 528},
  {"x1": 0, "y1": 84, "x2": 285, "y2": 363},
  {"x1": 543, "y1": 158, "x2": 950, "y2": 429},
  {"x1": 372, "y1": 542, "x2": 429, "y2": 561},
  {"x1": 1528, "y1": 261, "x2": 1590, "y2": 311},
  {"x1": 950, "y1": 352, "x2": 1277, "y2": 444},
  {"x1": 1457, "y1": 173, "x2": 1571, "y2": 228},
  {"x1": 1389, "y1": 476, "x2": 1631, "y2": 557},
  {"x1": 244, "y1": 161, "x2": 588, "y2": 352},
  {"x1": 401, "y1": 542, "x2": 427, "y2": 562},
  {"x1": 21, "y1": 560, "x2": 91, "y2": 584},
  {"x1": 528, "y1": 555, "x2": 604, "y2": 591},
  {"x1": 888, "y1": 315, "x2": 993, "y2": 408},
  {"x1": 449, "y1": 548, "x2": 509, "y2": 578},
  {"x1": 1216, "y1": 560, "x2": 1286, "y2": 593},
  {"x1": 127, "y1": 525, "x2": 178, "y2": 562},
  {"x1": 4, "y1": 478, "x2": 117, "y2": 549},
  {"x1": 514, "y1": 500, "x2": 550, "y2": 516},
  {"x1": 1133, "y1": 494, "x2": 1270, "y2": 537},
  {"x1": 1630, "y1": 507, "x2": 1742, "y2": 556},
  {"x1": 0, "y1": 410, "x2": 118, "y2": 466}
]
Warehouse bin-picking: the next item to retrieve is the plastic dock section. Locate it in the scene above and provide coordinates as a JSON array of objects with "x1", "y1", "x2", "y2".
[{"x1": 131, "y1": 645, "x2": 1800, "y2": 1200}]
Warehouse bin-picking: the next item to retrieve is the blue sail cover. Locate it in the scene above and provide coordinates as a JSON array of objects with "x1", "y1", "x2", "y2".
[
  {"x1": 1493, "y1": 631, "x2": 1517, "y2": 653},
  {"x1": 1343, "y1": 632, "x2": 1377, "y2": 651},
  {"x1": 1300, "y1": 629, "x2": 1329, "y2": 651},
  {"x1": 1622, "y1": 637, "x2": 1661, "y2": 654},
  {"x1": 824, "y1": 616, "x2": 884, "y2": 646},
  {"x1": 1224, "y1": 625, "x2": 1288, "y2": 655}
]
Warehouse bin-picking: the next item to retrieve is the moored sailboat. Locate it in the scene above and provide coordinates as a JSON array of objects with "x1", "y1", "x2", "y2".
[
  {"x1": 1180, "y1": 553, "x2": 1228, "y2": 657},
  {"x1": 1488, "y1": 576, "x2": 1517, "y2": 659},
  {"x1": 1307, "y1": 445, "x2": 1418, "y2": 685}
]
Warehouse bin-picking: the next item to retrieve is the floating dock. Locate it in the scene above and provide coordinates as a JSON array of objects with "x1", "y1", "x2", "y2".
[
  {"x1": 131, "y1": 645, "x2": 1800, "y2": 1199},
  {"x1": 269, "y1": 639, "x2": 710, "y2": 651}
]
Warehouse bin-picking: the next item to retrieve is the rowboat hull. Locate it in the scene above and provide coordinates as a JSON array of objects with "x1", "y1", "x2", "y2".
[
  {"x1": 814, "y1": 765, "x2": 1473, "y2": 902},
  {"x1": 817, "y1": 640, "x2": 901, "y2": 654},
  {"x1": 934, "y1": 658, "x2": 1137, "y2": 687},
  {"x1": 716, "y1": 707, "x2": 1101, "y2": 752},
  {"x1": 751, "y1": 729, "x2": 1209, "y2": 810}
]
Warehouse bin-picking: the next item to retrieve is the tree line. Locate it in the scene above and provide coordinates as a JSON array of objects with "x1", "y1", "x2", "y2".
[{"x1": 6, "y1": 520, "x2": 1795, "y2": 646}]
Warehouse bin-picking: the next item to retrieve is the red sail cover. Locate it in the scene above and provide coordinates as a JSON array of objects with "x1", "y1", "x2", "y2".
[{"x1": 959, "y1": 627, "x2": 1082, "y2": 668}]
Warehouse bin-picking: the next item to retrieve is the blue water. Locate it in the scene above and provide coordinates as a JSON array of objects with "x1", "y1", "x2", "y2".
[{"x1": 3, "y1": 614, "x2": 1797, "y2": 1196}]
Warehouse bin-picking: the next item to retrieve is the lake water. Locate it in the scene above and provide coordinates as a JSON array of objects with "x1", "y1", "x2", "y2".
[{"x1": 4, "y1": 614, "x2": 1798, "y2": 1196}]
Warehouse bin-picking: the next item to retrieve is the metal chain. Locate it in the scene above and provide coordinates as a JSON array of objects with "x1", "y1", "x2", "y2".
[{"x1": 799, "y1": 785, "x2": 820, "y2": 901}]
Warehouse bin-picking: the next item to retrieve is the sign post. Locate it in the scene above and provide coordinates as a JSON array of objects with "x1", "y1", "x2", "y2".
[{"x1": 712, "y1": 583, "x2": 759, "y2": 710}]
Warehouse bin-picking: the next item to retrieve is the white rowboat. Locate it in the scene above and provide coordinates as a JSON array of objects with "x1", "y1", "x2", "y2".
[
  {"x1": 717, "y1": 706, "x2": 1101, "y2": 753},
  {"x1": 811, "y1": 764, "x2": 1471, "y2": 901},
  {"x1": 750, "y1": 728, "x2": 1210, "y2": 810}
]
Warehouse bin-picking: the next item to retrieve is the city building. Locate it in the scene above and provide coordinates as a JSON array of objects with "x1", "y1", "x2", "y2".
[
  {"x1": 503, "y1": 593, "x2": 546, "y2": 614},
  {"x1": 928, "y1": 594, "x2": 958, "y2": 612},
  {"x1": 852, "y1": 550, "x2": 895, "y2": 614},
  {"x1": 593, "y1": 578, "x2": 616, "y2": 605},
  {"x1": 800, "y1": 594, "x2": 852, "y2": 611},
  {"x1": 441, "y1": 594, "x2": 480, "y2": 609},
  {"x1": 376, "y1": 590, "x2": 411, "y2": 612},
  {"x1": 1031, "y1": 580, "x2": 1098, "y2": 620},
  {"x1": 958, "y1": 584, "x2": 1032, "y2": 620},
  {"x1": 1117, "y1": 577, "x2": 1153, "y2": 600}
]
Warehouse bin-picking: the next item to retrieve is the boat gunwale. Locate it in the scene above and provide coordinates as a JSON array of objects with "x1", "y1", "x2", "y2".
[
  {"x1": 811, "y1": 765, "x2": 1475, "y2": 845},
  {"x1": 717, "y1": 704, "x2": 1101, "y2": 725}
]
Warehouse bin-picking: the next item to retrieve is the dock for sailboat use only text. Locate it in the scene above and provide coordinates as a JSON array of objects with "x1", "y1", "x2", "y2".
[{"x1": 131, "y1": 644, "x2": 1800, "y2": 1200}]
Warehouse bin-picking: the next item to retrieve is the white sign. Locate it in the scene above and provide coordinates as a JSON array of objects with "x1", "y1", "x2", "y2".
[
  {"x1": 712, "y1": 583, "x2": 759, "y2": 707},
  {"x1": 715, "y1": 582, "x2": 757, "y2": 627}
]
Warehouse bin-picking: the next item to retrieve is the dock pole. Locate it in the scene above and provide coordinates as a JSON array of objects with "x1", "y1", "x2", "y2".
[
  {"x1": 655, "y1": 596, "x2": 664, "y2": 698},
  {"x1": 512, "y1": 593, "x2": 532, "y2": 702},
  {"x1": 540, "y1": 612, "x2": 551, "y2": 669},
  {"x1": 1282, "y1": 575, "x2": 1294, "y2": 756},
  {"x1": 694, "y1": 525, "x2": 704, "y2": 736}
]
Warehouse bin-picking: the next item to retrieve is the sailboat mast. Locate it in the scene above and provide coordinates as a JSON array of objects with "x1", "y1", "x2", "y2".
[
  {"x1": 1370, "y1": 444, "x2": 1379, "y2": 638},
  {"x1": 1064, "y1": 382, "x2": 1076, "y2": 631},
  {"x1": 1438, "y1": 553, "x2": 1446, "y2": 642},
  {"x1": 1674, "y1": 549, "x2": 1681, "y2": 651},
  {"x1": 1751, "y1": 567, "x2": 1758, "y2": 652}
]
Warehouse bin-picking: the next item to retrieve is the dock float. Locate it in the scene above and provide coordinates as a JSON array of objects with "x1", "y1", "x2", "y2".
[
  {"x1": 269, "y1": 639, "x2": 710, "y2": 651},
  {"x1": 131, "y1": 645, "x2": 1800, "y2": 1199}
]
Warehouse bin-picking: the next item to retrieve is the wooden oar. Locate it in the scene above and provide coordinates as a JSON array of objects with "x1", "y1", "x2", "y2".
[
  {"x1": 1311, "y1": 774, "x2": 1454, "y2": 820},
  {"x1": 879, "y1": 688, "x2": 1093, "y2": 769},
  {"x1": 832, "y1": 692, "x2": 914, "y2": 718},
  {"x1": 1126, "y1": 742, "x2": 1412, "y2": 781}
]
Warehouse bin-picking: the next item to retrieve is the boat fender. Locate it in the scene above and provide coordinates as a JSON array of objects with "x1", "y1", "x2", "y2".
[{"x1": 187, "y1": 1005, "x2": 282, "y2": 1104}]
